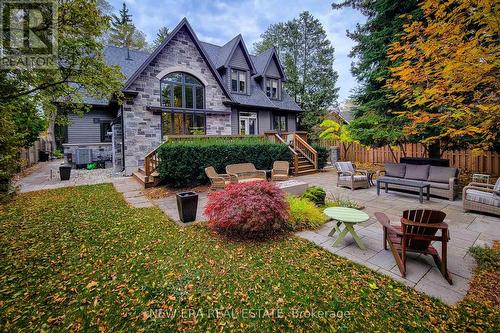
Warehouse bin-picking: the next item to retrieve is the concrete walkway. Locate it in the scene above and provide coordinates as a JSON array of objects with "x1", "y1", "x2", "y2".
[{"x1": 16, "y1": 160, "x2": 124, "y2": 193}]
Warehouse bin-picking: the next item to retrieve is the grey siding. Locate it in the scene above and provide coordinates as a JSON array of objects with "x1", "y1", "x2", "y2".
[
  {"x1": 230, "y1": 108, "x2": 238, "y2": 134},
  {"x1": 229, "y1": 46, "x2": 250, "y2": 70},
  {"x1": 259, "y1": 110, "x2": 272, "y2": 133},
  {"x1": 266, "y1": 58, "x2": 281, "y2": 77},
  {"x1": 287, "y1": 113, "x2": 297, "y2": 132},
  {"x1": 67, "y1": 109, "x2": 113, "y2": 144}
]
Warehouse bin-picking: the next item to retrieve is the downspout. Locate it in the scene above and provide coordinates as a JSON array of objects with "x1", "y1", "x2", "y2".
[{"x1": 121, "y1": 105, "x2": 125, "y2": 172}]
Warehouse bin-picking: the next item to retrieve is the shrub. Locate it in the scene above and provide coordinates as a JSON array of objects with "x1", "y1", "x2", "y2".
[
  {"x1": 324, "y1": 196, "x2": 363, "y2": 210},
  {"x1": 157, "y1": 138, "x2": 292, "y2": 188},
  {"x1": 301, "y1": 186, "x2": 326, "y2": 206},
  {"x1": 287, "y1": 196, "x2": 327, "y2": 231},
  {"x1": 311, "y1": 144, "x2": 328, "y2": 169},
  {"x1": 204, "y1": 181, "x2": 289, "y2": 238}
]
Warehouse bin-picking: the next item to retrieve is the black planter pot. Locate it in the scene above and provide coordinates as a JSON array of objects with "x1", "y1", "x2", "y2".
[
  {"x1": 59, "y1": 165, "x2": 72, "y2": 181},
  {"x1": 176, "y1": 192, "x2": 198, "y2": 223}
]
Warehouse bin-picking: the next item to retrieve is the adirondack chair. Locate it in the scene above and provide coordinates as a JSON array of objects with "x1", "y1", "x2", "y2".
[{"x1": 374, "y1": 209, "x2": 452, "y2": 285}]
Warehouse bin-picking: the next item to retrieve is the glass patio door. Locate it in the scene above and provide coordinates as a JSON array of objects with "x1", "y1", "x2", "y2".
[{"x1": 239, "y1": 112, "x2": 257, "y2": 135}]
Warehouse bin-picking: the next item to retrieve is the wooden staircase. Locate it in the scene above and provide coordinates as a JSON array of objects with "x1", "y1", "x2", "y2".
[
  {"x1": 290, "y1": 154, "x2": 316, "y2": 175},
  {"x1": 270, "y1": 132, "x2": 318, "y2": 176},
  {"x1": 133, "y1": 146, "x2": 162, "y2": 188}
]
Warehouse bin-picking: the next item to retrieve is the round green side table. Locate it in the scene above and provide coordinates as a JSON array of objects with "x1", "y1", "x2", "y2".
[{"x1": 323, "y1": 207, "x2": 369, "y2": 250}]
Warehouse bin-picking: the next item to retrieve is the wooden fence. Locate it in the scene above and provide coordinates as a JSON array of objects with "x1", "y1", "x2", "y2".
[
  {"x1": 18, "y1": 138, "x2": 54, "y2": 170},
  {"x1": 319, "y1": 140, "x2": 500, "y2": 175}
]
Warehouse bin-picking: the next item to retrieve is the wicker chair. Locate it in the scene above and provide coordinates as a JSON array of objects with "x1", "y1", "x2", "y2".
[
  {"x1": 272, "y1": 161, "x2": 289, "y2": 181},
  {"x1": 226, "y1": 163, "x2": 267, "y2": 183},
  {"x1": 334, "y1": 161, "x2": 370, "y2": 190},
  {"x1": 463, "y1": 178, "x2": 500, "y2": 216},
  {"x1": 205, "y1": 166, "x2": 233, "y2": 191}
]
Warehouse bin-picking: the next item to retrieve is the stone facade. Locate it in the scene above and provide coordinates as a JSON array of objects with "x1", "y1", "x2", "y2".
[
  {"x1": 206, "y1": 114, "x2": 231, "y2": 135},
  {"x1": 123, "y1": 26, "x2": 232, "y2": 175}
]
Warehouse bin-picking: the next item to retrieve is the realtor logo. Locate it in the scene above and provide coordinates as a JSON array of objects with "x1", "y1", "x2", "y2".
[{"x1": 0, "y1": 0, "x2": 57, "y2": 68}]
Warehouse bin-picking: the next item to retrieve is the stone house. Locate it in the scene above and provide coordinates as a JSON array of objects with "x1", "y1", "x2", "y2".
[{"x1": 61, "y1": 18, "x2": 302, "y2": 175}]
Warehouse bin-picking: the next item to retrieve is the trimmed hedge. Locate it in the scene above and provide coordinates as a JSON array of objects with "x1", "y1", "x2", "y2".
[
  {"x1": 312, "y1": 144, "x2": 328, "y2": 169},
  {"x1": 157, "y1": 138, "x2": 292, "y2": 187}
]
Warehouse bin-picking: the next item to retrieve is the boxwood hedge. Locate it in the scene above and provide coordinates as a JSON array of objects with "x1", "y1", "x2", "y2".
[{"x1": 157, "y1": 138, "x2": 292, "y2": 187}]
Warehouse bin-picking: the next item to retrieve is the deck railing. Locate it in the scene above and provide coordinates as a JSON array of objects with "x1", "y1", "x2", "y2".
[
  {"x1": 293, "y1": 134, "x2": 318, "y2": 169},
  {"x1": 144, "y1": 146, "x2": 161, "y2": 177},
  {"x1": 271, "y1": 133, "x2": 300, "y2": 174},
  {"x1": 143, "y1": 132, "x2": 317, "y2": 178}
]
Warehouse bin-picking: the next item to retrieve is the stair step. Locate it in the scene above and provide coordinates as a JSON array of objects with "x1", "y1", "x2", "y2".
[{"x1": 295, "y1": 169, "x2": 317, "y2": 175}]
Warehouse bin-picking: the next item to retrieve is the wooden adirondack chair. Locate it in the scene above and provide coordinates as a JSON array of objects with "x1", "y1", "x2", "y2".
[{"x1": 375, "y1": 209, "x2": 452, "y2": 285}]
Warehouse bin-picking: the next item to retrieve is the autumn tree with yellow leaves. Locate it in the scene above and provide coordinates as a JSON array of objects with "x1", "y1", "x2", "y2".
[{"x1": 387, "y1": 0, "x2": 499, "y2": 154}]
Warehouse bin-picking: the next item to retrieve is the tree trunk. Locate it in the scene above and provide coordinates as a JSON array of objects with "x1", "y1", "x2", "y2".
[
  {"x1": 428, "y1": 141, "x2": 440, "y2": 158},
  {"x1": 388, "y1": 146, "x2": 398, "y2": 163},
  {"x1": 46, "y1": 110, "x2": 57, "y2": 154}
]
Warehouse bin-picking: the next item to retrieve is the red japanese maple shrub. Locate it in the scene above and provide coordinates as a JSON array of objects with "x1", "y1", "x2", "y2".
[{"x1": 204, "y1": 181, "x2": 289, "y2": 238}]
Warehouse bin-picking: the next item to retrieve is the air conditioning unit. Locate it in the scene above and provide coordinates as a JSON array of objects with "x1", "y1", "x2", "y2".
[{"x1": 75, "y1": 148, "x2": 92, "y2": 165}]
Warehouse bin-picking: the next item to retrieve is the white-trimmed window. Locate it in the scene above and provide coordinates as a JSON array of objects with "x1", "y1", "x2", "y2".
[
  {"x1": 231, "y1": 69, "x2": 247, "y2": 93},
  {"x1": 266, "y1": 78, "x2": 280, "y2": 99}
]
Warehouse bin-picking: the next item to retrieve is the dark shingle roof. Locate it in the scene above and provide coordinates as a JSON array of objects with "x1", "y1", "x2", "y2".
[
  {"x1": 80, "y1": 46, "x2": 150, "y2": 105},
  {"x1": 250, "y1": 48, "x2": 274, "y2": 76},
  {"x1": 86, "y1": 23, "x2": 301, "y2": 112},
  {"x1": 199, "y1": 42, "x2": 299, "y2": 112},
  {"x1": 104, "y1": 45, "x2": 150, "y2": 81}
]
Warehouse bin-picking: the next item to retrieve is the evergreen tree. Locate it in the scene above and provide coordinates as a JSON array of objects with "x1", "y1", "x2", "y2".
[
  {"x1": 254, "y1": 12, "x2": 339, "y2": 133},
  {"x1": 152, "y1": 26, "x2": 169, "y2": 49},
  {"x1": 332, "y1": 0, "x2": 421, "y2": 148},
  {"x1": 107, "y1": 2, "x2": 148, "y2": 51}
]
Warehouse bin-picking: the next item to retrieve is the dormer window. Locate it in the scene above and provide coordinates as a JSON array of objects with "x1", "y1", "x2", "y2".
[
  {"x1": 231, "y1": 69, "x2": 247, "y2": 93},
  {"x1": 266, "y1": 78, "x2": 280, "y2": 99}
]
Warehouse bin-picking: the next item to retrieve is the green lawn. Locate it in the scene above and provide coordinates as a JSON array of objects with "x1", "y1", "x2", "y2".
[{"x1": 0, "y1": 184, "x2": 496, "y2": 332}]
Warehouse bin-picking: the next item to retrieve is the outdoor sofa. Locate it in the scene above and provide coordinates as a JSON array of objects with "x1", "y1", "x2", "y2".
[
  {"x1": 463, "y1": 178, "x2": 500, "y2": 216},
  {"x1": 376, "y1": 163, "x2": 459, "y2": 201},
  {"x1": 226, "y1": 163, "x2": 267, "y2": 183}
]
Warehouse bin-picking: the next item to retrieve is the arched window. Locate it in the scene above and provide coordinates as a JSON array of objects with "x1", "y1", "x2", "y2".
[
  {"x1": 160, "y1": 72, "x2": 204, "y2": 109},
  {"x1": 160, "y1": 72, "x2": 206, "y2": 137}
]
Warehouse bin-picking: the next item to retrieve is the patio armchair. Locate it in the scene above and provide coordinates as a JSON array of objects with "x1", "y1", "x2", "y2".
[
  {"x1": 271, "y1": 161, "x2": 290, "y2": 181},
  {"x1": 334, "y1": 161, "x2": 370, "y2": 190},
  {"x1": 225, "y1": 163, "x2": 267, "y2": 183},
  {"x1": 205, "y1": 166, "x2": 234, "y2": 191},
  {"x1": 463, "y1": 178, "x2": 500, "y2": 216},
  {"x1": 375, "y1": 209, "x2": 452, "y2": 285}
]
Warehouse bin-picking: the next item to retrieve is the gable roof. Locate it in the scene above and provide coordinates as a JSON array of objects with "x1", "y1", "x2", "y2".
[
  {"x1": 252, "y1": 47, "x2": 286, "y2": 80},
  {"x1": 122, "y1": 18, "x2": 233, "y2": 101},
  {"x1": 200, "y1": 35, "x2": 257, "y2": 74},
  {"x1": 222, "y1": 35, "x2": 257, "y2": 74}
]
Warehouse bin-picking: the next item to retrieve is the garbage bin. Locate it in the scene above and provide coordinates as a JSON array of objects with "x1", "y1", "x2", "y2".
[
  {"x1": 39, "y1": 151, "x2": 49, "y2": 162},
  {"x1": 59, "y1": 164, "x2": 72, "y2": 181},
  {"x1": 176, "y1": 192, "x2": 198, "y2": 223}
]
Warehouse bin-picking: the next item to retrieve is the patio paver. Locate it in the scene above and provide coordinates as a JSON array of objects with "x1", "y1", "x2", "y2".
[{"x1": 293, "y1": 169, "x2": 498, "y2": 305}]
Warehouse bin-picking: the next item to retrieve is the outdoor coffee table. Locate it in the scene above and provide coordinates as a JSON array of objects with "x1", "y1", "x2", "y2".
[
  {"x1": 324, "y1": 207, "x2": 369, "y2": 250},
  {"x1": 376, "y1": 178, "x2": 430, "y2": 203}
]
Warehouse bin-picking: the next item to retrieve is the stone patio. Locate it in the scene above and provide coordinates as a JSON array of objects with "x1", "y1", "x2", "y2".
[{"x1": 294, "y1": 169, "x2": 498, "y2": 305}]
